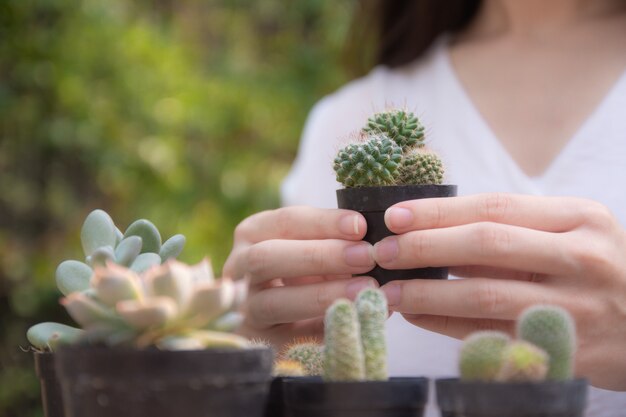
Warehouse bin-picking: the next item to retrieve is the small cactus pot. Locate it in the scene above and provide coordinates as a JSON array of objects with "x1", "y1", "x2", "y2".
[
  {"x1": 336, "y1": 184, "x2": 457, "y2": 285},
  {"x1": 283, "y1": 376, "x2": 429, "y2": 417},
  {"x1": 56, "y1": 346, "x2": 273, "y2": 417},
  {"x1": 264, "y1": 376, "x2": 288, "y2": 417},
  {"x1": 436, "y1": 378, "x2": 588, "y2": 417},
  {"x1": 34, "y1": 352, "x2": 65, "y2": 417}
]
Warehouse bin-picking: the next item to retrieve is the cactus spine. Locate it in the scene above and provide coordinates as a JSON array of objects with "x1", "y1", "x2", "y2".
[
  {"x1": 283, "y1": 340, "x2": 324, "y2": 376},
  {"x1": 355, "y1": 288, "x2": 388, "y2": 380},
  {"x1": 397, "y1": 149, "x2": 444, "y2": 185},
  {"x1": 363, "y1": 109, "x2": 425, "y2": 150},
  {"x1": 496, "y1": 341, "x2": 549, "y2": 382},
  {"x1": 517, "y1": 305, "x2": 576, "y2": 380}
]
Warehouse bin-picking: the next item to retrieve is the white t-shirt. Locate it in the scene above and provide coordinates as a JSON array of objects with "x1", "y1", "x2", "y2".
[{"x1": 281, "y1": 38, "x2": 626, "y2": 416}]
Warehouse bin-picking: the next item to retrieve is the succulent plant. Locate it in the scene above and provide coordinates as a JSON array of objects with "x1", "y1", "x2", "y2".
[
  {"x1": 273, "y1": 359, "x2": 306, "y2": 377},
  {"x1": 333, "y1": 134, "x2": 403, "y2": 187},
  {"x1": 397, "y1": 148, "x2": 444, "y2": 185},
  {"x1": 496, "y1": 341, "x2": 549, "y2": 382},
  {"x1": 323, "y1": 298, "x2": 366, "y2": 381},
  {"x1": 334, "y1": 108, "x2": 445, "y2": 188},
  {"x1": 58, "y1": 259, "x2": 249, "y2": 349},
  {"x1": 355, "y1": 288, "x2": 388, "y2": 381},
  {"x1": 282, "y1": 339, "x2": 324, "y2": 376},
  {"x1": 459, "y1": 331, "x2": 511, "y2": 380},
  {"x1": 517, "y1": 305, "x2": 576, "y2": 380},
  {"x1": 363, "y1": 109, "x2": 425, "y2": 151},
  {"x1": 27, "y1": 209, "x2": 186, "y2": 351},
  {"x1": 322, "y1": 288, "x2": 389, "y2": 382}
]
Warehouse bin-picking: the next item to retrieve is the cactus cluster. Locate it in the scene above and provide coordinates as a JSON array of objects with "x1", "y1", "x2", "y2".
[
  {"x1": 274, "y1": 288, "x2": 389, "y2": 381},
  {"x1": 334, "y1": 108, "x2": 444, "y2": 188},
  {"x1": 27, "y1": 209, "x2": 187, "y2": 351},
  {"x1": 459, "y1": 305, "x2": 576, "y2": 382}
]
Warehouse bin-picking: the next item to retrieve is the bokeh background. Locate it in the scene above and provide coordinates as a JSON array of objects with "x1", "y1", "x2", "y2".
[{"x1": 0, "y1": 1, "x2": 371, "y2": 415}]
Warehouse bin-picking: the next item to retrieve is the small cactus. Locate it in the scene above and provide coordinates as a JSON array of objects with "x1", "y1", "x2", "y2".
[
  {"x1": 363, "y1": 109, "x2": 425, "y2": 151},
  {"x1": 355, "y1": 288, "x2": 388, "y2": 380},
  {"x1": 397, "y1": 149, "x2": 444, "y2": 185},
  {"x1": 517, "y1": 305, "x2": 576, "y2": 380},
  {"x1": 323, "y1": 299, "x2": 365, "y2": 381},
  {"x1": 496, "y1": 341, "x2": 549, "y2": 382},
  {"x1": 333, "y1": 134, "x2": 403, "y2": 187},
  {"x1": 283, "y1": 339, "x2": 324, "y2": 376},
  {"x1": 459, "y1": 331, "x2": 511, "y2": 380},
  {"x1": 273, "y1": 359, "x2": 306, "y2": 377}
]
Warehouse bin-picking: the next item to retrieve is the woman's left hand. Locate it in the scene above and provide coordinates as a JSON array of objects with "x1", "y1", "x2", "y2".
[{"x1": 374, "y1": 193, "x2": 626, "y2": 390}]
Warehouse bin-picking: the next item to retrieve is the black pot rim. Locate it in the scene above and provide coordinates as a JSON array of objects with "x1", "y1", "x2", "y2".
[{"x1": 336, "y1": 184, "x2": 457, "y2": 211}]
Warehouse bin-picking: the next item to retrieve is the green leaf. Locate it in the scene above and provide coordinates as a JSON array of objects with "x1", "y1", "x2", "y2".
[
  {"x1": 55, "y1": 260, "x2": 93, "y2": 296},
  {"x1": 81, "y1": 209, "x2": 117, "y2": 257},
  {"x1": 124, "y1": 219, "x2": 161, "y2": 254},
  {"x1": 159, "y1": 234, "x2": 186, "y2": 260},
  {"x1": 26, "y1": 322, "x2": 84, "y2": 351},
  {"x1": 89, "y1": 245, "x2": 115, "y2": 267},
  {"x1": 114, "y1": 236, "x2": 143, "y2": 266},
  {"x1": 130, "y1": 253, "x2": 161, "y2": 273}
]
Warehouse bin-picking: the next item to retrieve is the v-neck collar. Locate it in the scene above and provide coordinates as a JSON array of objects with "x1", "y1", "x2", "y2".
[{"x1": 436, "y1": 39, "x2": 626, "y2": 187}]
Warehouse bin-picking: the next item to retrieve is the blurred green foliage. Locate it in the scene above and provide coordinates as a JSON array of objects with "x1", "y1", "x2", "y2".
[{"x1": 0, "y1": 0, "x2": 357, "y2": 415}]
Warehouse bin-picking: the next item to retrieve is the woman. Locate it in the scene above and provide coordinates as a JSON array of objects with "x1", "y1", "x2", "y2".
[{"x1": 224, "y1": 0, "x2": 626, "y2": 414}]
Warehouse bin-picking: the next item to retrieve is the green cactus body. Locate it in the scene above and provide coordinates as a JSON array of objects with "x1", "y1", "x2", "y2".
[
  {"x1": 496, "y1": 341, "x2": 549, "y2": 382},
  {"x1": 459, "y1": 331, "x2": 511, "y2": 380},
  {"x1": 517, "y1": 305, "x2": 576, "y2": 380},
  {"x1": 324, "y1": 299, "x2": 365, "y2": 381},
  {"x1": 363, "y1": 109, "x2": 425, "y2": 151},
  {"x1": 398, "y1": 149, "x2": 444, "y2": 185},
  {"x1": 333, "y1": 135, "x2": 403, "y2": 187},
  {"x1": 283, "y1": 341, "x2": 324, "y2": 376},
  {"x1": 355, "y1": 288, "x2": 388, "y2": 381}
]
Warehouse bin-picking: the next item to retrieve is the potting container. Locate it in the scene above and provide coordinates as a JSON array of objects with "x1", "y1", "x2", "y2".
[
  {"x1": 284, "y1": 376, "x2": 429, "y2": 417},
  {"x1": 56, "y1": 346, "x2": 273, "y2": 417},
  {"x1": 337, "y1": 184, "x2": 457, "y2": 285},
  {"x1": 436, "y1": 377, "x2": 588, "y2": 417},
  {"x1": 34, "y1": 351, "x2": 65, "y2": 417},
  {"x1": 264, "y1": 376, "x2": 287, "y2": 417}
]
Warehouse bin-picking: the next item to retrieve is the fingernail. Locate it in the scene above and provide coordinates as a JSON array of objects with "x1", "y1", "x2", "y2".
[
  {"x1": 373, "y1": 237, "x2": 399, "y2": 264},
  {"x1": 385, "y1": 207, "x2": 413, "y2": 229},
  {"x1": 346, "y1": 278, "x2": 377, "y2": 299},
  {"x1": 339, "y1": 214, "x2": 362, "y2": 236},
  {"x1": 382, "y1": 283, "x2": 401, "y2": 307},
  {"x1": 344, "y1": 243, "x2": 375, "y2": 267}
]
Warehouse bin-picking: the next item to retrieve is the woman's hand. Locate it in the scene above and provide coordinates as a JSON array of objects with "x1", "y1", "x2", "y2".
[
  {"x1": 223, "y1": 206, "x2": 377, "y2": 348},
  {"x1": 374, "y1": 193, "x2": 626, "y2": 390}
]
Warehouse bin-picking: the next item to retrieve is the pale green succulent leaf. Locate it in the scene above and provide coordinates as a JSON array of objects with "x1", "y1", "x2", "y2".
[
  {"x1": 159, "y1": 234, "x2": 186, "y2": 260},
  {"x1": 26, "y1": 322, "x2": 84, "y2": 350},
  {"x1": 129, "y1": 253, "x2": 161, "y2": 273},
  {"x1": 124, "y1": 219, "x2": 162, "y2": 254},
  {"x1": 115, "y1": 227, "x2": 124, "y2": 246},
  {"x1": 61, "y1": 293, "x2": 117, "y2": 328},
  {"x1": 114, "y1": 236, "x2": 143, "y2": 266},
  {"x1": 209, "y1": 312, "x2": 244, "y2": 332},
  {"x1": 81, "y1": 209, "x2": 117, "y2": 257},
  {"x1": 55, "y1": 260, "x2": 93, "y2": 296},
  {"x1": 116, "y1": 297, "x2": 178, "y2": 330},
  {"x1": 89, "y1": 245, "x2": 115, "y2": 267}
]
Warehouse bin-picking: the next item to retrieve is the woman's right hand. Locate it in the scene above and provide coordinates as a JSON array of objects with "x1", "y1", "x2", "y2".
[{"x1": 223, "y1": 206, "x2": 378, "y2": 348}]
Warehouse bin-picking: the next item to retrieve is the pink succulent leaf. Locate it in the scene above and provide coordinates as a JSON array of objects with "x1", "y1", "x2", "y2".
[
  {"x1": 92, "y1": 263, "x2": 143, "y2": 307},
  {"x1": 116, "y1": 297, "x2": 178, "y2": 330}
]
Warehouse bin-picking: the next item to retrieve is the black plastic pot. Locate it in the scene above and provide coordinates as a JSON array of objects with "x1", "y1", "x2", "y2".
[
  {"x1": 436, "y1": 378, "x2": 588, "y2": 417},
  {"x1": 337, "y1": 184, "x2": 458, "y2": 285},
  {"x1": 264, "y1": 376, "x2": 287, "y2": 417},
  {"x1": 56, "y1": 346, "x2": 273, "y2": 417},
  {"x1": 284, "y1": 376, "x2": 429, "y2": 417},
  {"x1": 34, "y1": 351, "x2": 65, "y2": 417}
]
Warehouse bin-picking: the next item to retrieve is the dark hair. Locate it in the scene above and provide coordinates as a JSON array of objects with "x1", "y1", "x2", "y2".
[{"x1": 345, "y1": 0, "x2": 482, "y2": 75}]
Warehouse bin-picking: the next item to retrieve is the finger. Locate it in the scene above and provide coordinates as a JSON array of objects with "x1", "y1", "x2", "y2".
[
  {"x1": 401, "y1": 313, "x2": 514, "y2": 340},
  {"x1": 237, "y1": 239, "x2": 375, "y2": 284},
  {"x1": 235, "y1": 206, "x2": 367, "y2": 243},
  {"x1": 385, "y1": 193, "x2": 590, "y2": 233},
  {"x1": 450, "y1": 266, "x2": 538, "y2": 282},
  {"x1": 239, "y1": 317, "x2": 326, "y2": 348},
  {"x1": 373, "y1": 222, "x2": 575, "y2": 275},
  {"x1": 246, "y1": 277, "x2": 378, "y2": 327},
  {"x1": 381, "y1": 277, "x2": 562, "y2": 320}
]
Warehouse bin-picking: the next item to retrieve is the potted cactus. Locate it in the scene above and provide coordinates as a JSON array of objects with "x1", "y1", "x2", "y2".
[
  {"x1": 436, "y1": 305, "x2": 588, "y2": 417},
  {"x1": 26, "y1": 209, "x2": 186, "y2": 417},
  {"x1": 333, "y1": 109, "x2": 457, "y2": 285},
  {"x1": 283, "y1": 288, "x2": 429, "y2": 417}
]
